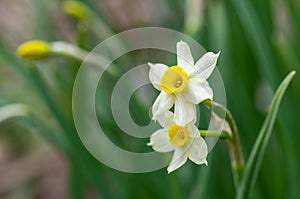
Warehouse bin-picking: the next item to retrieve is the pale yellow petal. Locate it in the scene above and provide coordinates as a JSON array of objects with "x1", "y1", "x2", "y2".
[
  {"x1": 176, "y1": 41, "x2": 194, "y2": 73},
  {"x1": 189, "y1": 51, "x2": 220, "y2": 78},
  {"x1": 185, "y1": 137, "x2": 208, "y2": 165},
  {"x1": 152, "y1": 92, "x2": 175, "y2": 121},
  {"x1": 182, "y1": 78, "x2": 213, "y2": 104},
  {"x1": 174, "y1": 93, "x2": 196, "y2": 126},
  {"x1": 148, "y1": 129, "x2": 175, "y2": 152},
  {"x1": 148, "y1": 62, "x2": 169, "y2": 90},
  {"x1": 167, "y1": 148, "x2": 187, "y2": 173}
]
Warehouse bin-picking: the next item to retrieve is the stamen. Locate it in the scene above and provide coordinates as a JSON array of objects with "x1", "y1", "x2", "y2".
[
  {"x1": 160, "y1": 66, "x2": 189, "y2": 94},
  {"x1": 175, "y1": 80, "x2": 182, "y2": 87},
  {"x1": 168, "y1": 124, "x2": 190, "y2": 147}
]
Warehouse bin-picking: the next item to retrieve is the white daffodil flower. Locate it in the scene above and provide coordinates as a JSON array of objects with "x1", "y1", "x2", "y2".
[
  {"x1": 147, "y1": 111, "x2": 208, "y2": 173},
  {"x1": 149, "y1": 41, "x2": 220, "y2": 126}
]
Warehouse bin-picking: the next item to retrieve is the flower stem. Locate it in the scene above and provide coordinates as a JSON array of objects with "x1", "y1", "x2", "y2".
[
  {"x1": 199, "y1": 130, "x2": 231, "y2": 140},
  {"x1": 77, "y1": 22, "x2": 88, "y2": 48},
  {"x1": 203, "y1": 99, "x2": 245, "y2": 188},
  {"x1": 50, "y1": 41, "x2": 120, "y2": 76}
]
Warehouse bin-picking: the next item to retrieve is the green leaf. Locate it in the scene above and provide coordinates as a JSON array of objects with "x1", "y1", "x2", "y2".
[
  {"x1": 70, "y1": 161, "x2": 86, "y2": 199},
  {"x1": 229, "y1": 0, "x2": 279, "y2": 87},
  {"x1": 236, "y1": 71, "x2": 296, "y2": 199},
  {"x1": 0, "y1": 104, "x2": 29, "y2": 123}
]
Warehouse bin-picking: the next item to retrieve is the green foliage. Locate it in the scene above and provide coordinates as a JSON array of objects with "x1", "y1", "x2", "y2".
[
  {"x1": 237, "y1": 71, "x2": 295, "y2": 199},
  {"x1": 0, "y1": 0, "x2": 299, "y2": 198}
]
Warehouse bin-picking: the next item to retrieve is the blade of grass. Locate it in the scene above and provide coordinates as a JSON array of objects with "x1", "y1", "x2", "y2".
[
  {"x1": 0, "y1": 39, "x2": 111, "y2": 198},
  {"x1": 28, "y1": 64, "x2": 112, "y2": 198},
  {"x1": 0, "y1": 103, "x2": 70, "y2": 156},
  {"x1": 286, "y1": 0, "x2": 300, "y2": 50},
  {"x1": 27, "y1": 0, "x2": 56, "y2": 40},
  {"x1": 189, "y1": 155, "x2": 213, "y2": 199},
  {"x1": 236, "y1": 71, "x2": 296, "y2": 199},
  {"x1": 0, "y1": 104, "x2": 29, "y2": 123},
  {"x1": 229, "y1": 1, "x2": 300, "y2": 197},
  {"x1": 70, "y1": 161, "x2": 86, "y2": 199},
  {"x1": 229, "y1": 0, "x2": 279, "y2": 87}
]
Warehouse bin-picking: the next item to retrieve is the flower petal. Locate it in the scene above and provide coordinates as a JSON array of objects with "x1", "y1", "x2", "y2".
[
  {"x1": 167, "y1": 148, "x2": 187, "y2": 173},
  {"x1": 185, "y1": 137, "x2": 208, "y2": 165},
  {"x1": 174, "y1": 93, "x2": 196, "y2": 126},
  {"x1": 152, "y1": 92, "x2": 175, "y2": 121},
  {"x1": 182, "y1": 78, "x2": 213, "y2": 104},
  {"x1": 148, "y1": 129, "x2": 175, "y2": 152},
  {"x1": 156, "y1": 111, "x2": 174, "y2": 128},
  {"x1": 187, "y1": 124, "x2": 200, "y2": 138},
  {"x1": 148, "y1": 62, "x2": 169, "y2": 90},
  {"x1": 176, "y1": 41, "x2": 194, "y2": 73},
  {"x1": 188, "y1": 51, "x2": 220, "y2": 79}
]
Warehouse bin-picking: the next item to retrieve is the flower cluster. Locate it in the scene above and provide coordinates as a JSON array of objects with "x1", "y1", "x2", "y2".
[{"x1": 148, "y1": 41, "x2": 220, "y2": 173}]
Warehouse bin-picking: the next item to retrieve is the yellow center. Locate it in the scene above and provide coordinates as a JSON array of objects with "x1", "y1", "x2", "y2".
[
  {"x1": 160, "y1": 66, "x2": 189, "y2": 94},
  {"x1": 168, "y1": 124, "x2": 190, "y2": 147}
]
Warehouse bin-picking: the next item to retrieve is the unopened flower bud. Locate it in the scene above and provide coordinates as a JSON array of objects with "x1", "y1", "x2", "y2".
[
  {"x1": 62, "y1": 1, "x2": 89, "y2": 20},
  {"x1": 17, "y1": 40, "x2": 50, "y2": 60}
]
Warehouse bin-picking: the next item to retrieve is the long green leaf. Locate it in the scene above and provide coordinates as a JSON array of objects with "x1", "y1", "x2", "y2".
[
  {"x1": 229, "y1": 0, "x2": 279, "y2": 87},
  {"x1": 0, "y1": 104, "x2": 29, "y2": 123},
  {"x1": 236, "y1": 71, "x2": 296, "y2": 199},
  {"x1": 70, "y1": 161, "x2": 86, "y2": 199},
  {"x1": 0, "y1": 38, "x2": 111, "y2": 198}
]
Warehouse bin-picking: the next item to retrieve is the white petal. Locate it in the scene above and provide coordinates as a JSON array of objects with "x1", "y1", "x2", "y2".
[
  {"x1": 176, "y1": 41, "x2": 194, "y2": 73},
  {"x1": 148, "y1": 62, "x2": 169, "y2": 90},
  {"x1": 156, "y1": 111, "x2": 174, "y2": 128},
  {"x1": 152, "y1": 92, "x2": 175, "y2": 121},
  {"x1": 188, "y1": 51, "x2": 220, "y2": 79},
  {"x1": 148, "y1": 129, "x2": 175, "y2": 152},
  {"x1": 182, "y1": 78, "x2": 213, "y2": 104},
  {"x1": 185, "y1": 137, "x2": 208, "y2": 165},
  {"x1": 167, "y1": 148, "x2": 187, "y2": 173},
  {"x1": 187, "y1": 124, "x2": 200, "y2": 138},
  {"x1": 174, "y1": 94, "x2": 196, "y2": 126}
]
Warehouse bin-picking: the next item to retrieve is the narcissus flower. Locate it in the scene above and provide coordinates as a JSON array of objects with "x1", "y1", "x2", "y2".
[
  {"x1": 148, "y1": 111, "x2": 208, "y2": 173},
  {"x1": 149, "y1": 41, "x2": 220, "y2": 126}
]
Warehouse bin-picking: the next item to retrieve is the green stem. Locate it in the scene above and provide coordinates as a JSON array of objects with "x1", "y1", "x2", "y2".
[
  {"x1": 49, "y1": 41, "x2": 120, "y2": 76},
  {"x1": 77, "y1": 21, "x2": 88, "y2": 49},
  {"x1": 203, "y1": 99, "x2": 244, "y2": 188},
  {"x1": 200, "y1": 130, "x2": 231, "y2": 140},
  {"x1": 50, "y1": 41, "x2": 90, "y2": 61}
]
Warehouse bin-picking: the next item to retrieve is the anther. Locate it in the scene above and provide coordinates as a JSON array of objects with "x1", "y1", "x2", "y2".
[{"x1": 175, "y1": 80, "x2": 182, "y2": 87}]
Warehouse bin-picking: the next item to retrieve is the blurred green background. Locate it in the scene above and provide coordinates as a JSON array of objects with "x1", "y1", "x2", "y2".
[{"x1": 0, "y1": 0, "x2": 299, "y2": 198}]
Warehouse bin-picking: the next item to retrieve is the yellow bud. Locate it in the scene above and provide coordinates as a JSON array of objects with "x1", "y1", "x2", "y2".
[
  {"x1": 62, "y1": 1, "x2": 89, "y2": 20},
  {"x1": 17, "y1": 40, "x2": 50, "y2": 61}
]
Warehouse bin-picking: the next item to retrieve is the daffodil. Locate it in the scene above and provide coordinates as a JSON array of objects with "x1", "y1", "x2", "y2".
[
  {"x1": 149, "y1": 41, "x2": 220, "y2": 126},
  {"x1": 148, "y1": 111, "x2": 208, "y2": 173}
]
